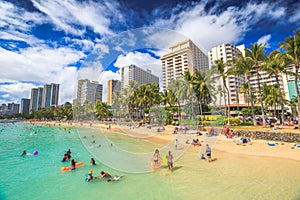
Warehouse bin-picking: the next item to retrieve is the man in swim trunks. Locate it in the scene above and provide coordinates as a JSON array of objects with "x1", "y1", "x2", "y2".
[{"x1": 166, "y1": 151, "x2": 173, "y2": 172}]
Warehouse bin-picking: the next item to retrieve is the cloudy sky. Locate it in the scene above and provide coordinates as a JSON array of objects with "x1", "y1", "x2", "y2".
[{"x1": 0, "y1": 0, "x2": 299, "y2": 105}]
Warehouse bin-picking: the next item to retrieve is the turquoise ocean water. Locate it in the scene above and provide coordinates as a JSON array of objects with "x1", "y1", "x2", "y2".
[{"x1": 0, "y1": 123, "x2": 300, "y2": 200}]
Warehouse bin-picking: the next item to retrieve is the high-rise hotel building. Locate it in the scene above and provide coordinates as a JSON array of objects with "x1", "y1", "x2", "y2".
[
  {"x1": 107, "y1": 80, "x2": 121, "y2": 106},
  {"x1": 161, "y1": 39, "x2": 209, "y2": 90},
  {"x1": 121, "y1": 64, "x2": 159, "y2": 89},
  {"x1": 42, "y1": 83, "x2": 59, "y2": 109},
  {"x1": 20, "y1": 98, "x2": 30, "y2": 114},
  {"x1": 208, "y1": 44, "x2": 246, "y2": 106},
  {"x1": 30, "y1": 84, "x2": 59, "y2": 112},
  {"x1": 76, "y1": 79, "x2": 103, "y2": 105}
]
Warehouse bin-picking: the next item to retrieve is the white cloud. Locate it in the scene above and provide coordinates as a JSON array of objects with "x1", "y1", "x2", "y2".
[
  {"x1": 64, "y1": 37, "x2": 95, "y2": 52},
  {"x1": 151, "y1": 1, "x2": 286, "y2": 51},
  {"x1": 0, "y1": 45, "x2": 86, "y2": 104},
  {"x1": 289, "y1": 1, "x2": 300, "y2": 24},
  {"x1": 257, "y1": 34, "x2": 272, "y2": 47},
  {"x1": 114, "y1": 51, "x2": 162, "y2": 78},
  {"x1": 0, "y1": 82, "x2": 38, "y2": 104},
  {"x1": 31, "y1": 0, "x2": 123, "y2": 36},
  {"x1": 0, "y1": 46, "x2": 85, "y2": 83},
  {"x1": 0, "y1": 1, "x2": 47, "y2": 45}
]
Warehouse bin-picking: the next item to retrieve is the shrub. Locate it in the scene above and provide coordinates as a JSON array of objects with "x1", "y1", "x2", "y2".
[
  {"x1": 230, "y1": 118, "x2": 241, "y2": 125},
  {"x1": 215, "y1": 116, "x2": 227, "y2": 126},
  {"x1": 202, "y1": 121, "x2": 212, "y2": 126},
  {"x1": 239, "y1": 122, "x2": 254, "y2": 126}
]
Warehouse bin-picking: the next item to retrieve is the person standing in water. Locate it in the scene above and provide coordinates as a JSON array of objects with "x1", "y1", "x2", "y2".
[
  {"x1": 166, "y1": 151, "x2": 173, "y2": 172},
  {"x1": 174, "y1": 139, "x2": 178, "y2": 150},
  {"x1": 71, "y1": 159, "x2": 77, "y2": 170},
  {"x1": 205, "y1": 144, "x2": 212, "y2": 162},
  {"x1": 152, "y1": 149, "x2": 161, "y2": 165}
]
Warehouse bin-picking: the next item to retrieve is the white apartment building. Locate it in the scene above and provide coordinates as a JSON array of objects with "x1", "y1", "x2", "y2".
[
  {"x1": 77, "y1": 79, "x2": 103, "y2": 105},
  {"x1": 208, "y1": 44, "x2": 246, "y2": 106},
  {"x1": 249, "y1": 71, "x2": 286, "y2": 98},
  {"x1": 121, "y1": 64, "x2": 159, "y2": 89},
  {"x1": 161, "y1": 39, "x2": 209, "y2": 90}
]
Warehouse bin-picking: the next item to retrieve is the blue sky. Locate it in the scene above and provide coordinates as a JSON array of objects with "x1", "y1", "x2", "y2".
[{"x1": 0, "y1": 0, "x2": 299, "y2": 105}]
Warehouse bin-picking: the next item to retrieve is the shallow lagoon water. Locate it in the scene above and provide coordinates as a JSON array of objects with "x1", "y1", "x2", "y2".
[{"x1": 0, "y1": 123, "x2": 300, "y2": 200}]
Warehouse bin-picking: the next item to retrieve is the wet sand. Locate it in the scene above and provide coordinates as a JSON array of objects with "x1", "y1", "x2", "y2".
[{"x1": 26, "y1": 121, "x2": 300, "y2": 162}]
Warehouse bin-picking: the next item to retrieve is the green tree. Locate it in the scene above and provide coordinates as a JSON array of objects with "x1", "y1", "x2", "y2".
[
  {"x1": 264, "y1": 51, "x2": 287, "y2": 122},
  {"x1": 280, "y1": 29, "x2": 300, "y2": 126},
  {"x1": 191, "y1": 70, "x2": 214, "y2": 120},
  {"x1": 212, "y1": 58, "x2": 230, "y2": 125},
  {"x1": 246, "y1": 43, "x2": 267, "y2": 127},
  {"x1": 95, "y1": 101, "x2": 112, "y2": 120},
  {"x1": 228, "y1": 53, "x2": 257, "y2": 125}
]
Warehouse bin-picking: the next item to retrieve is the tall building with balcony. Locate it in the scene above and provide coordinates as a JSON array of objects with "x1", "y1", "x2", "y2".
[
  {"x1": 249, "y1": 71, "x2": 286, "y2": 98},
  {"x1": 29, "y1": 88, "x2": 39, "y2": 112},
  {"x1": 76, "y1": 79, "x2": 103, "y2": 105},
  {"x1": 20, "y1": 98, "x2": 30, "y2": 114},
  {"x1": 42, "y1": 83, "x2": 59, "y2": 108},
  {"x1": 161, "y1": 39, "x2": 209, "y2": 90},
  {"x1": 121, "y1": 64, "x2": 159, "y2": 89},
  {"x1": 107, "y1": 80, "x2": 121, "y2": 106},
  {"x1": 30, "y1": 84, "x2": 59, "y2": 113},
  {"x1": 208, "y1": 44, "x2": 246, "y2": 107}
]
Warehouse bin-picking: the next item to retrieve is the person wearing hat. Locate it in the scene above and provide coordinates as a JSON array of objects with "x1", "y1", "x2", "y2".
[{"x1": 86, "y1": 170, "x2": 93, "y2": 182}]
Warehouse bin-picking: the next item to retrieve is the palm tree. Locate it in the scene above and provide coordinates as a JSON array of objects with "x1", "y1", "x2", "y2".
[
  {"x1": 160, "y1": 89, "x2": 177, "y2": 108},
  {"x1": 227, "y1": 54, "x2": 256, "y2": 125},
  {"x1": 264, "y1": 50, "x2": 287, "y2": 122},
  {"x1": 246, "y1": 43, "x2": 267, "y2": 126},
  {"x1": 228, "y1": 53, "x2": 256, "y2": 125},
  {"x1": 262, "y1": 84, "x2": 280, "y2": 116},
  {"x1": 280, "y1": 29, "x2": 300, "y2": 126},
  {"x1": 212, "y1": 58, "x2": 230, "y2": 125},
  {"x1": 289, "y1": 96, "x2": 298, "y2": 118},
  {"x1": 95, "y1": 101, "x2": 112, "y2": 120},
  {"x1": 191, "y1": 70, "x2": 214, "y2": 120},
  {"x1": 168, "y1": 79, "x2": 186, "y2": 120},
  {"x1": 182, "y1": 71, "x2": 197, "y2": 119}
]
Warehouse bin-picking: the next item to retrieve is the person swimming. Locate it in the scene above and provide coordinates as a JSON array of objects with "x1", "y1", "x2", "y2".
[
  {"x1": 107, "y1": 176, "x2": 123, "y2": 182},
  {"x1": 86, "y1": 170, "x2": 93, "y2": 182},
  {"x1": 62, "y1": 154, "x2": 69, "y2": 162},
  {"x1": 99, "y1": 171, "x2": 111, "y2": 178},
  {"x1": 20, "y1": 150, "x2": 27, "y2": 156},
  {"x1": 90, "y1": 158, "x2": 96, "y2": 165}
]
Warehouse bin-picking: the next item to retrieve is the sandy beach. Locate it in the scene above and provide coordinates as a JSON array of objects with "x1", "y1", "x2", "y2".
[{"x1": 25, "y1": 120, "x2": 300, "y2": 162}]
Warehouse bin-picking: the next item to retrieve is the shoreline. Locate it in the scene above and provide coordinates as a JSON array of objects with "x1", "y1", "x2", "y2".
[{"x1": 20, "y1": 120, "x2": 300, "y2": 162}]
